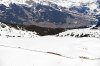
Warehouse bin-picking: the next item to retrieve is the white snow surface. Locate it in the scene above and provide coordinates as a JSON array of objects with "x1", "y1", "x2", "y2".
[
  {"x1": 0, "y1": 23, "x2": 100, "y2": 66},
  {"x1": 0, "y1": 36, "x2": 100, "y2": 66},
  {"x1": 57, "y1": 28, "x2": 100, "y2": 38}
]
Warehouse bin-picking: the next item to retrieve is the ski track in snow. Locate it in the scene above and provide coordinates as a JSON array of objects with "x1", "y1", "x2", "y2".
[
  {"x1": 0, "y1": 36, "x2": 100, "y2": 66},
  {"x1": 0, "y1": 44, "x2": 73, "y2": 59},
  {"x1": 0, "y1": 44, "x2": 100, "y2": 60}
]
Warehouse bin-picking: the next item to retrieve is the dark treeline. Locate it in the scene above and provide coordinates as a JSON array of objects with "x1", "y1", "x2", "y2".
[{"x1": 5, "y1": 23, "x2": 65, "y2": 36}]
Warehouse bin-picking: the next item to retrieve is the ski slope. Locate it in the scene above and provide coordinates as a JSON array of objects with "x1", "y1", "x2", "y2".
[
  {"x1": 0, "y1": 23, "x2": 100, "y2": 66},
  {"x1": 0, "y1": 36, "x2": 100, "y2": 66}
]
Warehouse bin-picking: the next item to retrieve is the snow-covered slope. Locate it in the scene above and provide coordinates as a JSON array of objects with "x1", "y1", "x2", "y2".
[
  {"x1": 0, "y1": 22, "x2": 100, "y2": 66},
  {"x1": 0, "y1": 35, "x2": 100, "y2": 66},
  {"x1": 0, "y1": 0, "x2": 99, "y2": 11},
  {"x1": 0, "y1": 0, "x2": 97, "y2": 7},
  {"x1": 0, "y1": 22, "x2": 100, "y2": 38},
  {"x1": 0, "y1": 22, "x2": 38, "y2": 38},
  {"x1": 57, "y1": 28, "x2": 100, "y2": 38}
]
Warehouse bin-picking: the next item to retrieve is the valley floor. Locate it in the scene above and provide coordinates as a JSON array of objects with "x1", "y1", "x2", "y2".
[{"x1": 0, "y1": 36, "x2": 100, "y2": 66}]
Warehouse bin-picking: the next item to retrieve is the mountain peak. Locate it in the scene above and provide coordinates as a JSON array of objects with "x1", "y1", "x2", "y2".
[
  {"x1": 0, "y1": 0, "x2": 98, "y2": 8},
  {"x1": 0, "y1": 0, "x2": 99, "y2": 13},
  {"x1": 0, "y1": 0, "x2": 99, "y2": 27}
]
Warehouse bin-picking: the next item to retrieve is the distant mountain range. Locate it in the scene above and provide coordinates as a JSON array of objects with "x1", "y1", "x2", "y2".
[{"x1": 0, "y1": 0, "x2": 99, "y2": 28}]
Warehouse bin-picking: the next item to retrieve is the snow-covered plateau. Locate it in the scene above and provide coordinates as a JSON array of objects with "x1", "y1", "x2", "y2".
[{"x1": 0, "y1": 22, "x2": 100, "y2": 66}]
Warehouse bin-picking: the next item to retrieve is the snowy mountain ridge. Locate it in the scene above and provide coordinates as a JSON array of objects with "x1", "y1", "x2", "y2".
[
  {"x1": 0, "y1": 0, "x2": 97, "y2": 8},
  {"x1": 0, "y1": 0, "x2": 98, "y2": 10}
]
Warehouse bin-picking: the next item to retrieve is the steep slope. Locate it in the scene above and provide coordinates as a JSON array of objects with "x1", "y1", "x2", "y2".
[
  {"x1": 0, "y1": 3, "x2": 96, "y2": 28},
  {"x1": 0, "y1": 0, "x2": 99, "y2": 14},
  {"x1": 0, "y1": 0, "x2": 98, "y2": 8},
  {"x1": 0, "y1": 0, "x2": 99, "y2": 28}
]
